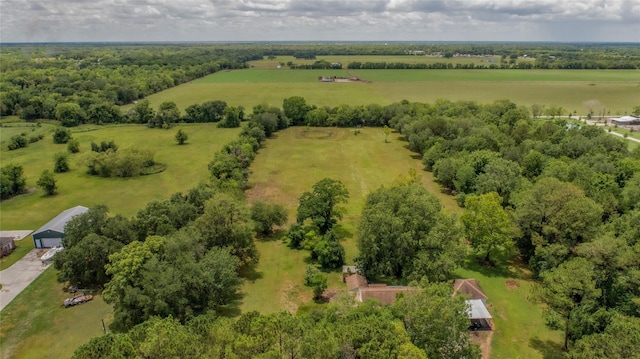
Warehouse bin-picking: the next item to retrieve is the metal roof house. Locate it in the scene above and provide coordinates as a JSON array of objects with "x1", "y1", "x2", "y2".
[
  {"x1": 612, "y1": 116, "x2": 640, "y2": 126},
  {"x1": 32, "y1": 206, "x2": 88, "y2": 248}
]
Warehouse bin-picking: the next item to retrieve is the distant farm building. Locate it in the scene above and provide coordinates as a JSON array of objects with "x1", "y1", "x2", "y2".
[
  {"x1": 32, "y1": 206, "x2": 88, "y2": 248},
  {"x1": 612, "y1": 115, "x2": 640, "y2": 126}
]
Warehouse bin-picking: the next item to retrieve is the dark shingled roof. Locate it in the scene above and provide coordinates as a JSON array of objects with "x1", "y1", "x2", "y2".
[
  {"x1": 453, "y1": 279, "x2": 488, "y2": 301},
  {"x1": 357, "y1": 286, "x2": 415, "y2": 305},
  {"x1": 345, "y1": 274, "x2": 368, "y2": 291}
]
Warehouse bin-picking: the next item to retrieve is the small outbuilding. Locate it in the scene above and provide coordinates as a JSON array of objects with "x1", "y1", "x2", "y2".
[
  {"x1": 0, "y1": 237, "x2": 16, "y2": 257},
  {"x1": 32, "y1": 206, "x2": 88, "y2": 248}
]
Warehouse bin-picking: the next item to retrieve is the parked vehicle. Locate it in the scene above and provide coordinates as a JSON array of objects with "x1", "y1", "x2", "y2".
[{"x1": 63, "y1": 294, "x2": 93, "y2": 308}]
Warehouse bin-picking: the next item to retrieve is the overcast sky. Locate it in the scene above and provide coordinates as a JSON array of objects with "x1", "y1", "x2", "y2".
[{"x1": 1, "y1": 0, "x2": 639, "y2": 43}]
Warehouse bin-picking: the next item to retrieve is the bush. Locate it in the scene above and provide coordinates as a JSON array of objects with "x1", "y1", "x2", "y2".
[
  {"x1": 67, "y1": 138, "x2": 80, "y2": 153},
  {"x1": 175, "y1": 129, "x2": 188, "y2": 145},
  {"x1": 54, "y1": 152, "x2": 70, "y2": 173},
  {"x1": 303, "y1": 266, "x2": 327, "y2": 300},
  {"x1": 82, "y1": 148, "x2": 156, "y2": 178},
  {"x1": 37, "y1": 170, "x2": 57, "y2": 195},
  {"x1": 8, "y1": 135, "x2": 28, "y2": 150},
  {"x1": 53, "y1": 127, "x2": 72, "y2": 144}
]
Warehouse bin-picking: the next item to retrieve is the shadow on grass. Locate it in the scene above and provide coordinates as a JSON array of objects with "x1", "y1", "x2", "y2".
[
  {"x1": 217, "y1": 292, "x2": 244, "y2": 318},
  {"x1": 529, "y1": 337, "x2": 565, "y2": 359},
  {"x1": 239, "y1": 263, "x2": 264, "y2": 283},
  {"x1": 462, "y1": 255, "x2": 531, "y2": 280},
  {"x1": 256, "y1": 228, "x2": 287, "y2": 242}
]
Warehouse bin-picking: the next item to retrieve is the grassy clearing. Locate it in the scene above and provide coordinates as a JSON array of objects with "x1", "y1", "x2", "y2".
[
  {"x1": 0, "y1": 268, "x2": 113, "y2": 359},
  {"x1": 0, "y1": 123, "x2": 240, "y2": 231},
  {"x1": 128, "y1": 68, "x2": 640, "y2": 115},
  {"x1": 241, "y1": 126, "x2": 459, "y2": 313}
]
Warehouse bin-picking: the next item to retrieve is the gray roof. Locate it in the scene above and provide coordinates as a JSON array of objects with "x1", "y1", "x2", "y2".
[
  {"x1": 466, "y1": 299, "x2": 492, "y2": 319},
  {"x1": 33, "y1": 206, "x2": 89, "y2": 236}
]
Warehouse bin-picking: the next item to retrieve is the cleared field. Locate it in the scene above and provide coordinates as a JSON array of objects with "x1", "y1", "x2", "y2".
[
  {"x1": 242, "y1": 127, "x2": 458, "y2": 313},
  {"x1": 0, "y1": 122, "x2": 57, "y2": 150},
  {"x1": 0, "y1": 123, "x2": 240, "y2": 232},
  {"x1": 129, "y1": 68, "x2": 640, "y2": 115}
]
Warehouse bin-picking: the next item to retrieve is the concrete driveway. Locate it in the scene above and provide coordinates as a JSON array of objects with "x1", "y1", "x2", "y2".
[{"x1": 0, "y1": 249, "x2": 51, "y2": 311}]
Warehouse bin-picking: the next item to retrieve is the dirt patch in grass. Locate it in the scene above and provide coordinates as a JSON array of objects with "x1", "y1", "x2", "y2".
[
  {"x1": 296, "y1": 129, "x2": 335, "y2": 139},
  {"x1": 471, "y1": 330, "x2": 494, "y2": 359},
  {"x1": 505, "y1": 280, "x2": 521, "y2": 289},
  {"x1": 278, "y1": 280, "x2": 301, "y2": 313}
]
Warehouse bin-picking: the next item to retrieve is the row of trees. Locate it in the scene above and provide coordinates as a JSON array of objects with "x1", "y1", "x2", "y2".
[{"x1": 74, "y1": 282, "x2": 479, "y2": 359}]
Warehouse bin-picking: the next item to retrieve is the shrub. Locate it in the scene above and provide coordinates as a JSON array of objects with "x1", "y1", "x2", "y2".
[
  {"x1": 53, "y1": 127, "x2": 72, "y2": 144},
  {"x1": 54, "y1": 152, "x2": 70, "y2": 173},
  {"x1": 8, "y1": 135, "x2": 28, "y2": 150},
  {"x1": 67, "y1": 138, "x2": 80, "y2": 153}
]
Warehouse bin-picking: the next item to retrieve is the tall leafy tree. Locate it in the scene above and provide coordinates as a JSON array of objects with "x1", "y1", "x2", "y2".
[
  {"x1": 250, "y1": 201, "x2": 288, "y2": 236},
  {"x1": 461, "y1": 192, "x2": 515, "y2": 264},
  {"x1": 532, "y1": 257, "x2": 601, "y2": 350},
  {"x1": 54, "y1": 233, "x2": 123, "y2": 287},
  {"x1": 512, "y1": 177, "x2": 603, "y2": 273},
  {"x1": 357, "y1": 182, "x2": 464, "y2": 280},
  {"x1": 296, "y1": 178, "x2": 349, "y2": 235},
  {"x1": 392, "y1": 282, "x2": 481, "y2": 359},
  {"x1": 283, "y1": 96, "x2": 310, "y2": 126},
  {"x1": 194, "y1": 192, "x2": 258, "y2": 265},
  {"x1": 0, "y1": 163, "x2": 27, "y2": 200}
]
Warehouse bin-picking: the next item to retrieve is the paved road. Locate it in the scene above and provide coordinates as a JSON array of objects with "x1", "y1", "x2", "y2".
[
  {"x1": 583, "y1": 119, "x2": 640, "y2": 144},
  {"x1": 0, "y1": 249, "x2": 51, "y2": 311}
]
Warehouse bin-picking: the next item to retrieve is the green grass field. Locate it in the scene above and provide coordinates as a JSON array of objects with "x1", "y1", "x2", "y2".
[
  {"x1": 126, "y1": 68, "x2": 640, "y2": 116},
  {"x1": 241, "y1": 127, "x2": 459, "y2": 313},
  {"x1": 0, "y1": 123, "x2": 240, "y2": 232},
  {"x1": 0, "y1": 121, "x2": 57, "y2": 150}
]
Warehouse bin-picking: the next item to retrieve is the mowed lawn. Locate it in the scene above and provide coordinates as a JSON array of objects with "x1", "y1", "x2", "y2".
[
  {"x1": 127, "y1": 68, "x2": 640, "y2": 115},
  {"x1": 243, "y1": 126, "x2": 562, "y2": 358},
  {"x1": 0, "y1": 269, "x2": 113, "y2": 359},
  {"x1": 0, "y1": 123, "x2": 240, "y2": 233}
]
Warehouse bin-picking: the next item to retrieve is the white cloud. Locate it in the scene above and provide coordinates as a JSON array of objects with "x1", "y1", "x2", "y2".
[{"x1": 1, "y1": 0, "x2": 638, "y2": 42}]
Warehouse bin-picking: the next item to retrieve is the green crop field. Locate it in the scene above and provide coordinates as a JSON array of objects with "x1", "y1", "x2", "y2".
[
  {"x1": 127, "y1": 67, "x2": 640, "y2": 116},
  {"x1": 0, "y1": 123, "x2": 240, "y2": 232}
]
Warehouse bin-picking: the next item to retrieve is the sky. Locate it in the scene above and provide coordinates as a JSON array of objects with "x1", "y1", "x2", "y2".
[{"x1": 1, "y1": 0, "x2": 639, "y2": 43}]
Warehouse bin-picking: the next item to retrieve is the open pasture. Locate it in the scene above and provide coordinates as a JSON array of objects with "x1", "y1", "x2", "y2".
[
  {"x1": 132, "y1": 68, "x2": 640, "y2": 115},
  {"x1": 0, "y1": 123, "x2": 240, "y2": 232}
]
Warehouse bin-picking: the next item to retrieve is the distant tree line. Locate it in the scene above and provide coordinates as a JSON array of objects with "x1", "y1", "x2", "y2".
[{"x1": 0, "y1": 45, "x2": 259, "y2": 121}]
